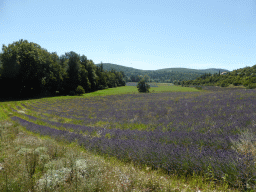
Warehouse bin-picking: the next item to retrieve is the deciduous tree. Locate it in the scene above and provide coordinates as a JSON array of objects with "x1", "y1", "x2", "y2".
[{"x1": 137, "y1": 78, "x2": 150, "y2": 93}]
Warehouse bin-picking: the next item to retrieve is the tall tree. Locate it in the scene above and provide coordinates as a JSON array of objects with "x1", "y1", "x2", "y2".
[
  {"x1": 80, "y1": 55, "x2": 87, "y2": 68},
  {"x1": 100, "y1": 61, "x2": 103, "y2": 72},
  {"x1": 0, "y1": 43, "x2": 22, "y2": 98},
  {"x1": 40, "y1": 52, "x2": 67, "y2": 95},
  {"x1": 1, "y1": 39, "x2": 48, "y2": 97},
  {"x1": 86, "y1": 60, "x2": 98, "y2": 91},
  {"x1": 64, "y1": 51, "x2": 82, "y2": 92},
  {"x1": 79, "y1": 64, "x2": 91, "y2": 92}
]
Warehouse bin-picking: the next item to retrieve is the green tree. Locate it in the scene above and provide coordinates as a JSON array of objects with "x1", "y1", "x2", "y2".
[
  {"x1": 99, "y1": 61, "x2": 103, "y2": 72},
  {"x1": 86, "y1": 60, "x2": 98, "y2": 91},
  {"x1": 0, "y1": 39, "x2": 51, "y2": 98},
  {"x1": 95, "y1": 64, "x2": 108, "y2": 90},
  {"x1": 80, "y1": 55, "x2": 87, "y2": 68},
  {"x1": 0, "y1": 46, "x2": 19, "y2": 97},
  {"x1": 40, "y1": 52, "x2": 67, "y2": 96},
  {"x1": 137, "y1": 78, "x2": 150, "y2": 93},
  {"x1": 79, "y1": 65, "x2": 91, "y2": 92},
  {"x1": 75, "y1": 85, "x2": 85, "y2": 95},
  {"x1": 64, "y1": 51, "x2": 82, "y2": 93},
  {"x1": 113, "y1": 70, "x2": 125, "y2": 86},
  {"x1": 106, "y1": 72, "x2": 117, "y2": 88}
]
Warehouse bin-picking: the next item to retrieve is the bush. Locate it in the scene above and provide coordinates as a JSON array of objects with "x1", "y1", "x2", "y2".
[
  {"x1": 233, "y1": 81, "x2": 241, "y2": 86},
  {"x1": 75, "y1": 85, "x2": 85, "y2": 95},
  {"x1": 246, "y1": 83, "x2": 256, "y2": 89},
  {"x1": 243, "y1": 80, "x2": 251, "y2": 87},
  {"x1": 98, "y1": 85, "x2": 105, "y2": 90},
  {"x1": 137, "y1": 78, "x2": 150, "y2": 93},
  {"x1": 220, "y1": 82, "x2": 229, "y2": 87},
  {"x1": 69, "y1": 90, "x2": 75, "y2": 96},
  {"x1": 194, "y1": 86, "x2": 202, "y2": 90}
]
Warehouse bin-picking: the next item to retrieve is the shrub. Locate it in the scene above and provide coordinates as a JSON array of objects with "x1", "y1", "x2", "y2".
[
  {"x1": 75, "y1": 85, "x2": 85, "y2": 96},
  {"x1": 220, "y1": 82, "x2": 229, "y2": 87},
  {"x1": 69, "y1": 90, "x2": 75, "y2": 96},
  {"x1": 243, "y1": 80, "x2": 251, "y2": 87},
  {"x1": 233, "y1": 81, "x2": 241, "y2": 86},
  {"x1": 194, "y1": 86, "x2": 202, "y2": 90},
  {"x1": 98, "y1": 85, "x2": 105, "y2": 90},
  {"x1": 137, "y1": 78, "x2": 150, "y2": 93},
  {"x1": 246, "y1": 83, "x2": 256, "y2": 89}
]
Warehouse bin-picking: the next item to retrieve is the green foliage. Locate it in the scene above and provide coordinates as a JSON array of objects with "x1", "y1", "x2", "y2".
[
  {"x1": 233, "y1": 81, "x2": 241, "y2": 86},
  {"x1": 75, "y1": 85, "x2": 85, "y2": 95},
  {"x1": 0, "y1": 39, "x2": 45, "y2": 97},
  {"x1": 69, "y1": 90, "x2": 76, "y2": 96},
  {"x1": 194, "y1": 86, "x2": 202, "y2": 90},
  {"x1": 85, "y1": 60, "x2": 98, "y2": 91},
  {"x1": 243, "y1": 80, "x2": 251, "y2": 87},
  {"x1": 65, "y1": 51, "x2": 82, "y2": 92},
  {"x1": 137, "y1": 78, "x2": 150, "y2": 93},
  {"x1": 0, "y1": 40, "x2": 126, "y2": 100},
  {"x1": 246, "y1": 83, "x2": 256, "y2": 89},
  {"x1": 180, "y1": 64, "x2": 256, "y2": 88},
  {"x1": 220, "y1": 81, "x2": 229, "y2": 87}
]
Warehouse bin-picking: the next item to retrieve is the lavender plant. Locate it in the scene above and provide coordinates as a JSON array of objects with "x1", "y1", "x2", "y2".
[{"x1": 8, "y1": 86, "x2": 256, "y2": 190}]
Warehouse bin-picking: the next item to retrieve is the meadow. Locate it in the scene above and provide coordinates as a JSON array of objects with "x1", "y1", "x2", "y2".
[{"x1": 0, "y1": 83, "x2": 256, "y2": 191}]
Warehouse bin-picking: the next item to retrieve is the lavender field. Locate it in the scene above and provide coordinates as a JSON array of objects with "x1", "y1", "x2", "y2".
[{"x1": 9, "y1": 86, "x2": 256, "y2": 190}]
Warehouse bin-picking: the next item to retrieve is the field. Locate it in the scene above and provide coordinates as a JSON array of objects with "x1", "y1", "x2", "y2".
[{"x1": 0, "y1": 83, "x2": 256, "y2": 191}]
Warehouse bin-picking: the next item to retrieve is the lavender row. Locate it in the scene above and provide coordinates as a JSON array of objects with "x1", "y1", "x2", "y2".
[
  {"x1": 13, "y1": 94, "x2": 256, "y2": 153},
  {"x1": 12, "y1": 107, "x2": 253, "y2": 157},
  {"x1": 15, "y1": 112, "x2": 245, "y2": 153},
  {"x1": 22, "y1": 89, "x2": 256, "y2": 133},
  {"x1": 11, "y1": 116, "x2": 256, "y2": 187}
]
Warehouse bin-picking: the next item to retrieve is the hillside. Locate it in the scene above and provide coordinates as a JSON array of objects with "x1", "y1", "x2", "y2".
[
  {"x1": 179, "y1": 64, "x2": 256, "y2": 89},
  {"x1": 96, "y1": 63, "x2": 230, "y2": 83}
]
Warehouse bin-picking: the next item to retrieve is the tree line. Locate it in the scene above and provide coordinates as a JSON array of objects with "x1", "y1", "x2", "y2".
[
  {"x1": 0, "y1": 39, "x2": 125, "y2": 100},
  {"x1": 174, "y1": 65, "x2": 256, "y2": 89}
]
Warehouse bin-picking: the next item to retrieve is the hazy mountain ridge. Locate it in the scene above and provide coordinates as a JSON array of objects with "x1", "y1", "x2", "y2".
[
  {"x1": 95, "y1": 63, "x2": 230, "y2": 83},
  {"x1": 96, "y1": 63, "x2": 230, "y2": 74}
]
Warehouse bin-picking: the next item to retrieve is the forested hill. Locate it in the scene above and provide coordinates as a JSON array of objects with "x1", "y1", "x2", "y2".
[
  {"x1": 178, "y1": 65, "x2": 256, "y2": 89},
  {"x1": 95, "y1": 63, "x2": 230, "y2": 83}
]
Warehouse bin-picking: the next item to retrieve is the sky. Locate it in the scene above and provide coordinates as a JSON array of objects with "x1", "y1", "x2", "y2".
[{"x1": 1, "y1": 0, "x2": 256, "y2": 71}]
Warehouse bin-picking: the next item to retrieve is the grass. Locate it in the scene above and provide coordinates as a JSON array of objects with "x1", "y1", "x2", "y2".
[
  {"x1": 37, "y1": 83, "x2": 204, "y2": 101},
  {"x1": 0, "y1": 84, "x2": 251, "y2": 191}
]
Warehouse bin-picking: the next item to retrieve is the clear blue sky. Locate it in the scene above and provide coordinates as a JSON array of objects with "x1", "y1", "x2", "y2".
[{"x1": 1, "y1": 0, "x2": 256, "y2": 71}]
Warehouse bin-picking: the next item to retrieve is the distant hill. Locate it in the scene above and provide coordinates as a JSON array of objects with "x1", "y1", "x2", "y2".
[
  {"x1": 180, "y1": 64, "x2": 256, "y2": 89},
  {"x1": 96, "y1": 63, "x2": 229, "y2": 74},
  {"x1": 155, "y1": 67, "x2": 229, "y2": 74},
  {"x1": 95, "y1": 63, "x2": 230, "y2": 83}
]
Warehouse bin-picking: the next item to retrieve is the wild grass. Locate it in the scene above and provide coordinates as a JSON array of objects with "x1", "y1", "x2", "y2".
[{"x1": 0, "y1": 84, "x2": 253, "y2": 191}]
